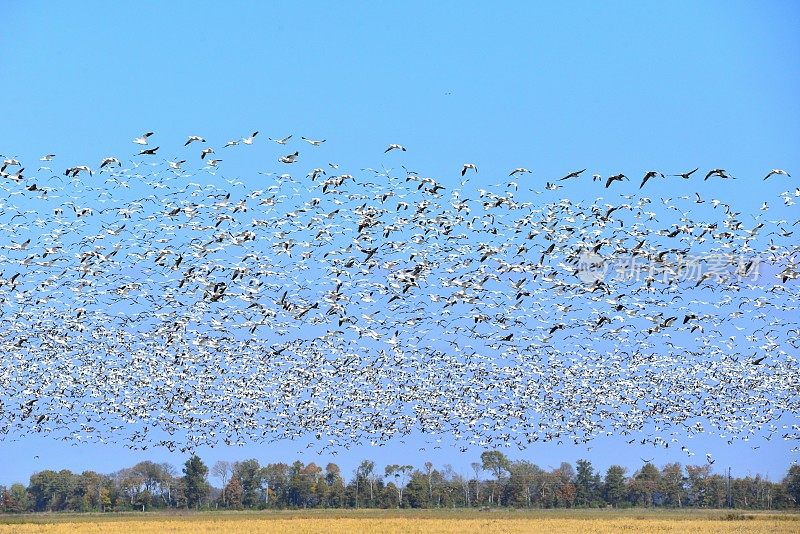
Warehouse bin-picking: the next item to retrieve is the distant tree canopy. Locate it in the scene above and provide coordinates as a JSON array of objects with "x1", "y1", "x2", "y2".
[
  {"x1": 182, "y1": 455, "x2": 209, "y2": 509},
  {"x1": 1, "y1": 452, "x2": 797, "y2": 512}
]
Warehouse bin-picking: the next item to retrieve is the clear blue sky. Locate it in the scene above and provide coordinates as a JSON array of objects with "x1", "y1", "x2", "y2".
[{"x1": 1, "y1": 2, "x2": 799, "y2": 486}]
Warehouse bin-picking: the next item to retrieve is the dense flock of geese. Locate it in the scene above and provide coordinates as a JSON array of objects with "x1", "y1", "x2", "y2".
[{"x1": 0, "y1": 132, "x2": 798, "y2": 457}]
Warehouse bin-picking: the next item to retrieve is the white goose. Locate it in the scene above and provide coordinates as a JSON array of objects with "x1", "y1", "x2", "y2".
[{"x1": 132, "y1": 132, "x2": 154, "y2": 145}]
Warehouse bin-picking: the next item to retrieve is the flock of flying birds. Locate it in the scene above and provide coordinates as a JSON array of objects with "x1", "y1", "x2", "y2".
[{"x1": 0, "y1": 131, "x2": 798, "y2": 458}]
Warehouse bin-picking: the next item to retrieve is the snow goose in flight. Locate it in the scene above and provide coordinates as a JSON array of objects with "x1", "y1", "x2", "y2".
[
  {"x1": 605, "y1": 173, "x2": 627, "y2": 188},
  {"x1": 639, "y1": 170, "x2": 663, "y2": 189},
  {"x1": 132, "y1": 132, "x2": 154, "y2": 145},
  {"x1": 2, "y1": 168, "x2": 24, "y2": 182},
  {"x1": 308, "y1": 168, "x2": 326, "y2": 181},
  {"x1": 704, "y1": 168, "x2": 734, "y2": 180},
  {"x1": 559, "y1": 168, "x2": 586, "y2": 181},
  {"x1": 764, "y1": 168, "x2": 790, "y2": 180},
  {"x1": 278, "y1": 151, "x2": 299, "y2": 164},
  {"x1": 1, "y1": 158, "x2": 20, "y2": 172},
  {"x1": 461, "y1": 163, "x2": 477, "y2": 176},
  {"x1": 100, "y1": 157, "x2": 121, "y2": 168},
  {"x1": 301, "y1": 137, "x2": 325, "y2": 146},
  {"x1": 385, "y1": 144, "x2": 406, "y2": 153},
  {"x1": 184, "y1": 135, "x2": 205, "y2": 146},
  {"x1": 64, "y1": 165, "x2": 92, "y2": 177},
  {"x1": 269, "y1": 134, "x2": 292, "y2": 145},
  {"x1": 242, "y1": 131, "x2": 259, "y2": 145},
  {"x1": 671, "y1": 167, "x2": 698, "y2": 179}
]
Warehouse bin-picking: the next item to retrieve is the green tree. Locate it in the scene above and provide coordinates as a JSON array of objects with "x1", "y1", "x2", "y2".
[
  {"x1": 784, "y1": 464, "x2": 800, "y2": 508},
  {"x1": 324, "y1": 463, "x2": 346, "y2": 507},
  {"x1": 685, "y1": 464, "x2": 711, "y2": 507},
  {"x1": 233, "y1": 459, "x2": 262, "y2": 508},
  {"x1": 74, "y1": 471, "x2": 107, "y2": 512},
  {"x1": 450, "y1": 470, "x2": 471, "y2": 507},
  {"x1": 403, "y1": 470, "x2": 429, "y2": 508},
  {"x1": 287, "y1": 461, "x2": 319, "y2": 507},
  {"x1": 2, "y1": 483, "x2": 30, "y2": 513},
  {"x1": 261, "y1": 462, "x2": 290, "y2": 507},
  {"x1": 384, "y1": 464, "x2": 413, "y2": 507},
  {"x1": 704, "y1": 474, "x2": 728, "y2": 508},
  {"x1": 99, "y1": 485, "x2": 112, "y2": 512},
  {"x1": 575, "y1": 459, "x2": 600, "y2": 506},
  {"x1": 356, "y1": 460, "x2": 376, "y2": 507},
  {"x1": 480, "y1": 450, "x2": 510, "y2": 506},
  {"x1": 130, "y1": 461, "x2": 169, "y2": 503},
  {"x1": 603, "y1": 465, "x2": 628, "y2": 508},
  {"x1": 437, "y1": 464, "x2": 456, "y2": 508},
  {"x1": 182, "y1": 455, "x2": 209, "y2": 509},
  {"x1": 28, "y1": 469, "x2": 75, "y2": 511},
  {"x1": 423, "y1": 461, "x2": 436, "y2": 507},
  {"x1": 660, "y1": 463, "x2": 686, "y2": 507},
  {"x1": 301, "y1": 462, "x2": 323, "y2": 507},
  {"x1": 506, "y1": 460, "x2": 543, "y2": 508},
  {"x1": 630, "y1": 463, "x2": 661, "y2": 507},
  {"x1": 116, "y1": 466, "x2": 145, "y2": 508}
]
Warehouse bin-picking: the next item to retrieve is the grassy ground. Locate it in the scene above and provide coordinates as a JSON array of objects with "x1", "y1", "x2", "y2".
[{"x1": 1, "y1": 508, "x2": 798, "y2": 533}]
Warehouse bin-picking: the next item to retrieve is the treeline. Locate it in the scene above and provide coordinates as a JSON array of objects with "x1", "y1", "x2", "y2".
[{"x1": 2, "y1": 451, "x2": 799, "y2": 512}]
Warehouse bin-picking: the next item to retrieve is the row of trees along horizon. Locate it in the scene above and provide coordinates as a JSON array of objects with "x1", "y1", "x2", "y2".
[{"x1": 2, "y1": 452, "x2": 799, "y2": 513}]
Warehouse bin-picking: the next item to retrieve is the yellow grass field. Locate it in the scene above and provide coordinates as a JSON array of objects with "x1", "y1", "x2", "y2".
[{"x1": 1, "y1": 509, "x2": 799, "y2": 534}]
